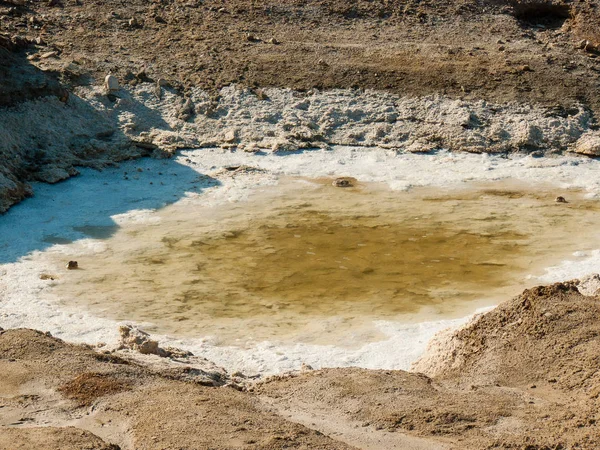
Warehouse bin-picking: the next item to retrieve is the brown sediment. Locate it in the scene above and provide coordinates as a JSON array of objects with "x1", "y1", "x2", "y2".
[{"x1": 58, "y1": 372, "x2": 132, "y2": 407}]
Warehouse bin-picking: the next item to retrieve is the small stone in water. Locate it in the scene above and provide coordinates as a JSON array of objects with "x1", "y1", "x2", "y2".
[
  {"x1": 332, "y1": 177, "x2": 353, "y2": 187},
  {"x1": 66, "y1": 261, "x2": 78, "y2": 270},
  {"x1": 555, "y1": 196, "x2": 568, "y2": 203}
]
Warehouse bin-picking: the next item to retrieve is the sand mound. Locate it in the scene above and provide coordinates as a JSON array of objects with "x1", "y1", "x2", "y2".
[{"x1": 414, "y1": 281, "x2": 600, "y2": 395}]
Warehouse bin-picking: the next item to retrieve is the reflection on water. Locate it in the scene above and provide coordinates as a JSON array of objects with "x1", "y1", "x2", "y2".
[{"x1": 46, "y1": 178, "x2": 600, "y2": 346}]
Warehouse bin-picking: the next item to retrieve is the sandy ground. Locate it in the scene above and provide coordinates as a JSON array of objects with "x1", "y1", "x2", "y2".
[{"x1": 0, "y1": 281, "x2": 598, "y2": 449}]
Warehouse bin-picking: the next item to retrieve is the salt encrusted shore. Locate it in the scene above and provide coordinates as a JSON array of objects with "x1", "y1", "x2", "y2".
[{"x1": 2, "y1": 83, "x2": 600, "y2": 213}]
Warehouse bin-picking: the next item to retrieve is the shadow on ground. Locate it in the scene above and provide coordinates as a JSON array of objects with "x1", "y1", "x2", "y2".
[{"x1": 0, "y1": 157, "x2": 220, "y2": 264}]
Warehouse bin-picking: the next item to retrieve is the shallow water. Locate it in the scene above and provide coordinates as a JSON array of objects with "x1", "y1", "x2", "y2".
[{"x1": 44, "y1": 177, "x2": 600, "y2": 346}]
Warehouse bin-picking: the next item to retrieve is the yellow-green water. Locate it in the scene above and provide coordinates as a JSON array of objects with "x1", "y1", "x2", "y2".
[{"x1": 46, "y1": 178, "x2": 600, "y2": 345}]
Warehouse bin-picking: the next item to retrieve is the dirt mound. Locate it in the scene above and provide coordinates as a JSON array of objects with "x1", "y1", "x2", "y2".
[
  {"x1": 0, "y1": 427, "x2": 119, "y2": 450},
  {"x1": 2, "y1": 285, "x2": 600, "y2": 448},
  {"x1": 417, "y1": 282, "x2": 600, "y2": 394},
  {"x1": 0, "y1": 328, "x2": 352, "y2": 449}
]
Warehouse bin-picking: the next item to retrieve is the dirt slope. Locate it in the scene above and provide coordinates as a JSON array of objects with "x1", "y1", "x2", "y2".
[
  {"x1": 1, "y1": 282, "x2": 599, "y2": 449},
  {"x1": 2, "y1": 0, "x2": 600, "y2": 110},
  {"x1": 0, "y1": 328, "x2": 352, "y2": 450}
]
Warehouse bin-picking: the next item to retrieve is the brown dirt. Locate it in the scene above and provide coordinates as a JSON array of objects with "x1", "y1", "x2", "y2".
[
  {"x1": 0, "y1": 427, "x2": 119, "y2": 450},
  {"x1": 0, "y1": 328, "x2": 353, "y2": 450},
  {"x1": 58, "y1": 372, "x2": 132, "y2": 407},
  {"x1": 1, "y1": 282, "x2": 599, "y2": 449},
  {"x1": 2, "y1": 0, "x2": 600, "y2": 111}
]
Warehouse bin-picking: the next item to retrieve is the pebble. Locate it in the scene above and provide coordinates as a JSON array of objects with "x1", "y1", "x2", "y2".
[
  {"x1": 104, "y1": 74, "x2": 120, "y2": 93},
  {"x1": 40, "y1": 51, "x2": 58, "y2": 59},
  {"x1": 332, "y1": 177, "x2": 353, "y2": 188},
  {"x1": 66, "y1": 261, "x2": 78, "y2": 270},
  {"x1": 555, "y1": 196, "x2": 567, "y2": 203}
]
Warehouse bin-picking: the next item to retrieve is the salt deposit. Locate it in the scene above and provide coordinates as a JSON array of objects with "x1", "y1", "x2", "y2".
[{"x1": 2, "y1": 83, "x2": 600, "y2": 213}]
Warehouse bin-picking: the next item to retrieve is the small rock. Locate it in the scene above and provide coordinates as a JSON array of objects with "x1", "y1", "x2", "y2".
[
  {"x1": 40, "y1": 50, "x2": 58, "y2": 59},
  {"x1": 135, "y1": 67, "x2": 148, "y2": 80},
  {"x1": 555, "y1": 196, "x2": 567, "y2": 203},
  {"x1": 268, "y1": 37, "x2": 280, "y2": 45},
  {"x1": 118, "y1": 325, "x2": 171, "y2": 357},
  {"x1": 576, "y1": 273, "x2": 600, "y2": 296},
  {"x1": 518, "y1": 65, "x2": 533, "y2": 72},
  {"x1": 104, "y1": 74, "x2": 119, "y2": 93},
  {"x1": 300, "y1": 363, "x2": 314, "y2": 371},
  {"x1": 11, "y1": 35, "x2": 29, "y2": 49},
  {"x1": 223, "y1": 129, "x2": 237, "y2": 143},
  {"x1": 332, "y1": 177, "x2": 354, "y2": 188},
  {"x1": 574, "y1": 132, "x2": 600, "y2": 156},
  {"x1": 177, "y1": 98, "x2": 194, "y2": 121},
  {"x1": 118, "y1": 325, "x2": 164, "y2": 356},
  {"x1": 242, "y1": 143, "x2": 260, "y2": 153},
  {"x1": 246, "y1": 33, "x2": 258, "y2": 42},
  {"x1": 66, "y1": 261, "x2": 78, "y2": 270}
]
